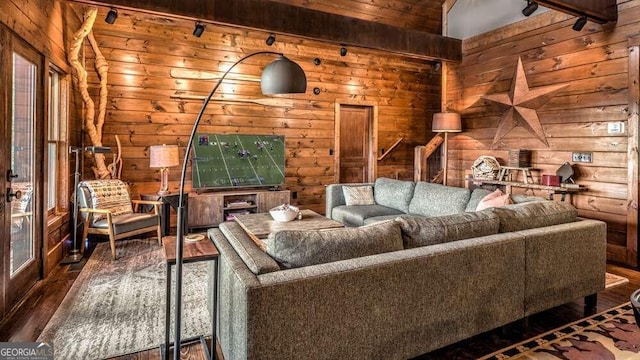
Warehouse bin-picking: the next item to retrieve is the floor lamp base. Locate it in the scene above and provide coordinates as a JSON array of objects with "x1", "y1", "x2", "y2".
[{"x1": 61, "y1": 250, "x2": 84, "y2": 264}]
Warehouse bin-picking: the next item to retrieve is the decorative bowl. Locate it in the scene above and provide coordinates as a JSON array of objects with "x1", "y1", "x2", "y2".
[{"x1": 269, "y1": 204, "x2": 299, "y2": 222}]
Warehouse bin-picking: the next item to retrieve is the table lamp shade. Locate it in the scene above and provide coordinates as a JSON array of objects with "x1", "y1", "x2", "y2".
[
  {"x1": 432, "y1": 112, "x2": 462, "y2": 133},
  {"x1": 149, "y1": 145, "x2": 179, "y2": 168}
]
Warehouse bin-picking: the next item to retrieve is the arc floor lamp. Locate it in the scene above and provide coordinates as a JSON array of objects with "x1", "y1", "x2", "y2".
[{"x1": 172, "y1": 51, "x2": 306, "y2": 359}]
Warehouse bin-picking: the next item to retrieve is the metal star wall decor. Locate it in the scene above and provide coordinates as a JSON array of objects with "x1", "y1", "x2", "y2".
[{"x1": 483, "y1": 57, "x2": 568, "y2": 148}]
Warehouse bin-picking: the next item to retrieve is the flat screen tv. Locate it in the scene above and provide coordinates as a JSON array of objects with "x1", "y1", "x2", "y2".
[{"x1": 192, "y1": 133, "x2": 286, "y2": 189}]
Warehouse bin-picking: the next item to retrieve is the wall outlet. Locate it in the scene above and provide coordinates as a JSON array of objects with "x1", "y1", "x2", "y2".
[
  {"x1": 608, "y1": 122, "x2": 625, "y2": 134},
  {"x1": 572, "y1": 152, "x2": 593, "y2": 163}
]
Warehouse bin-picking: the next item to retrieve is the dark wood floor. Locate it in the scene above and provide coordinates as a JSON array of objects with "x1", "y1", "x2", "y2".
[{"x1": 1, "y1": 241, "x2": 638, "y2": 360}]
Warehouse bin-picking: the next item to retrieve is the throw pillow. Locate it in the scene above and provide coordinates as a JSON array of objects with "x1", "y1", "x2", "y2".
[
  {"x1": 265, "y1": 220, "x2": 403, "y2": 268},
  {"x1": 476, "y1": 189, "x2": 513, "y2": 211},
  {"x1": 342, "y1": 185, "x2": 375, "y2": 206}
]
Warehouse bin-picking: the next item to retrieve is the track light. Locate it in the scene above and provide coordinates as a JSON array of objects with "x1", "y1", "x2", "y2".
[
  {"x1": 105, "y1": 8, "x2": 118, "y2": 24},
  {"x1": 193, "y1": 22, "x2": 205, "y2": 37},
  {"x1": 572, "y1": 16, "x2": 587, "y2": 31},
  {"x1": 522, "y1": 1, "x2": 538, "y2": 17},
  {"x1": 340, "y1": 46, "x2": 347, "y2": 56},
  {"x1": 266, "y1": 34, "x2": 276, "y2": 46}
]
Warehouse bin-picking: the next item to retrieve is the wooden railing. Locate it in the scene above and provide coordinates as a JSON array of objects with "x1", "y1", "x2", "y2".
[{"x1": 413, "y1": 134, "x2": 444, "y2": 182}]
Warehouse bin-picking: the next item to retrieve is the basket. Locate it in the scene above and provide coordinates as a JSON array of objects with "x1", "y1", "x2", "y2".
[{"x1": 472, "y1": 156, "x2": 501, "y2": 180}]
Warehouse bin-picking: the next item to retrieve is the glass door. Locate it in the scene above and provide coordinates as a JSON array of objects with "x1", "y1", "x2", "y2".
[{"x1": 1, "y1": 26, "x2": 43, "y2": 318}]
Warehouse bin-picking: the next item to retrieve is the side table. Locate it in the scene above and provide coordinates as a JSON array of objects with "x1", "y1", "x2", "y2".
[
  {"x1": 162, "y1": 235, "x2": 219, "y2": 360},
  {"x1": 141, "y1": 193, "x2": 181, "y2": 236}
]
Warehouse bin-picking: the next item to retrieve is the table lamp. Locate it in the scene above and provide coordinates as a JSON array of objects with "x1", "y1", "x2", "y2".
[
  {"x1": 149, "y1": 144, "x2": 179, "y2": 195},
  {"x1": 432, "y1": 112, "x2": 461, "y2": 185}
]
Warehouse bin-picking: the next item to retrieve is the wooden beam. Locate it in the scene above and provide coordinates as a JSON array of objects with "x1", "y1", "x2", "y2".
[
  {"x1": 72, "y1": 0, "x2": 462, "y2": 62},
  {"x1": 535, "y1": 0, "x2": 617, "y2": 24}
]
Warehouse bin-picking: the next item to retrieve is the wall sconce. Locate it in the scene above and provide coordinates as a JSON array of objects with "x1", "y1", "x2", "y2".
[
  {"x1": 572, "y1": 16, "x2": 587, "y2": 31},
  {"x1": 340, "y1": 46, "x2": 347, "y2": 56},
  {"x1": 105, "y1": 8, "x2": 118, "y2": 24},
  {"x1": 193, "y1": 22, "x2": 205, "y2": 37},
  {"x1": 522, "y1": 1, "x2": 538, "y2": 17},
  {"x1": 266, "y1": 34, "x2": 276, "y2": 46}
]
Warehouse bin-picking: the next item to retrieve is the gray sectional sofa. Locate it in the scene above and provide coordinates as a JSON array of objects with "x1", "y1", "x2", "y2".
[{"x1": 207, "y1": 177, "x2": 607, "y2": 360}]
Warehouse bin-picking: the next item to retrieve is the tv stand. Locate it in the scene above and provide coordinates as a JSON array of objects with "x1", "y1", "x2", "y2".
[{"x1": 188, "y1": 188, "x2": 290, "y2": 230}]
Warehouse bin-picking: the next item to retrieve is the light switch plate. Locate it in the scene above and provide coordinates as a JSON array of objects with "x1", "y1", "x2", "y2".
[
  {"x1": 572, "y1": 152, "x2": 593, "y2": 163},
  {"x1": 608, "y1": 122, "x2": 625, "y2": 134}
]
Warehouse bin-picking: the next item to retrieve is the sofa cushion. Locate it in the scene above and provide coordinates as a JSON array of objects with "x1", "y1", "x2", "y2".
[
  {"x1": 373, "y1": 178, "x2": 415, "y2": 213},
  {"x1": 217, "y1": 222, "x2": 281, "y2": 275},
  {"x1": 408, "y1": 182, "x2": 471, "y2": 217},
  {"x1": 331, "y1": 204, "x2": 404, "y2": 227},
  {"x1": 511, "y1": 194, "x2": 547, "y2": 204},
  {"x1": 396, "y1": 211, "x2": 500, "y2": 249},
  {"x1": 265, "y1": 220, "x2": 403, "y2": 268},
  {"x1": 342, "y1": 185, "x2": 375, "y2": 206},
  {"x1": 491, "y1": 201, "x2": 578, "y2": 233},
  {"x1": 476, "y1": 189, "x2": 513, "y2": 211},
  {"x1": 363, "y1": 213, "x2": 420, "y2": 225}
]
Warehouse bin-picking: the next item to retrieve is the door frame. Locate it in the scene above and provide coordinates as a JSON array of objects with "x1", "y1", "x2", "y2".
[
  {"x1": 0, "y1": 24, "x2": 45, "y2": 319},
  {"x1": 334, "y1": 100, "x2": 378, "y2": 183}
]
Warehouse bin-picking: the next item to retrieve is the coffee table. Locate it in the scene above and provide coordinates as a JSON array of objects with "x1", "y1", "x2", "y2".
[{"x1": 233, "y1": 209, "x2": 344, "y2": 250}]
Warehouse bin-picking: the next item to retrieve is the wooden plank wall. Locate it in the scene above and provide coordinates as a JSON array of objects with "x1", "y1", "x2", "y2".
[
  {"x1": 0, "y1": 0, "x2": 83, "y2": 275},
  {"x1": 447, "y1": 0, "x2": 639, "y2": 265},
  {"x1": 78, "y1": 5, "x2": 440, "y2": 215}
]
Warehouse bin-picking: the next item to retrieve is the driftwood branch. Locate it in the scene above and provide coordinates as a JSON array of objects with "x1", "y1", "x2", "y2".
[{"x1": 68, "y1": 7, "x2": 111, "y2": 179}]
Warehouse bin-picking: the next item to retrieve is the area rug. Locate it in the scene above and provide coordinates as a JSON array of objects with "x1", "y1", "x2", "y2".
[
  {"x1": 479, "y1": 302, "x2": 640, "y2": 359},
  {"x1": 38, "y1": 239, "x2": 211, "y2": 359}
]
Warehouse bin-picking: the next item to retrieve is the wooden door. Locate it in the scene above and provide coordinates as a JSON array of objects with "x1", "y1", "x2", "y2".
[
  {"x1": 0, "y1": 26, "x2": 44, "y2": 319},
  {"x1": 337, "y1": 105, "x2": 373, "y2": 183}
]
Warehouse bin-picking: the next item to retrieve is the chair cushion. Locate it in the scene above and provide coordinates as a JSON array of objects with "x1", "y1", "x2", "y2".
[
  {"x1": 408, "y1": 182, "x2": 471, "y2": 217},
  {"x1": 81, "y1": 180, "x2": 133, "y2": 221},
  {"x1": 396, "y1": 211, "x2": 500, "y2": 249},
  {"x1": 491, "y1": 201, "x2": 578, "y2": 233},
  {"x1": 265, "y1": 220, "x2": 403, "y2": 268},
  {"x1": 92, "y1": 213, "x2": 158, "y2": 235},
  {"x1": 373, "y1": 178, "x2": 415, "y2": 213},
  {"x1": 342, "y1": 185, "x2": 375, "y2": 206}
]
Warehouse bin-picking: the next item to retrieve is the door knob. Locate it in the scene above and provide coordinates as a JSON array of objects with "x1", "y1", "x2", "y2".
[{"x1": 7, "y1": 189, "x2": 22, "y2": 202}]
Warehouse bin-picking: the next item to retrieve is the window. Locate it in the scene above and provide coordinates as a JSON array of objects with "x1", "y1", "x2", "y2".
[{"x1": 47, "y1": 67, "x2": 68, "y2": 215}]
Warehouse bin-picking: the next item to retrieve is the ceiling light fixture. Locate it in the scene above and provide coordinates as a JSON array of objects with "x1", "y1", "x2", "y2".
[
  {"x1": 572, "y1": 16, "x2": 587, "y2": 31},
  {"x1": 193, "y1": 21, "x2": 205, "y2": 37},
  {"x1": 266, "y1": 34, "x2": 276, "y2": 46},
  {"x1": 522, "y1": 1, "x2": 538, "y2": 17},
  {"x1": 105, "y1": 8, "x2": 118, "y2": 24}
]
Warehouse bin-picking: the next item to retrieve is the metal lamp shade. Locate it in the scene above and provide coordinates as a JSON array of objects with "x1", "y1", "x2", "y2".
[
  {"x1": 432, "y1": 112, "x2": 462, "y2": 133},
  {"x1": 260, "y1": 55, "x2": 307, "y2": 94}
]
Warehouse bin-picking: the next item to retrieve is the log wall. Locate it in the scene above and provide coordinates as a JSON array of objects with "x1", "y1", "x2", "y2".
[
  {"x1": 448, "y1": 0, "x2": 640, "y2": 266},
  {"x1": 79, "y1": 5, "x2": 440, "y2": 215}
]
